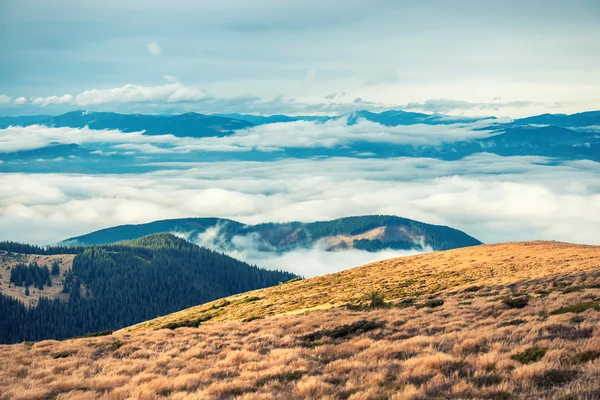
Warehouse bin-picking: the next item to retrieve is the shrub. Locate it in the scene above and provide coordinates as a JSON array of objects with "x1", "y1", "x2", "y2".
[
  {"x1": 164, "y1": 314, "x2": 212, "y2": 330},
  {"x1": 369, "y1": 292, "x2": 386, "y2": 308},
  {"x1": 256, "y1": 371, "x2": 304, "y2": 387},
  {"x1": 299, "y1": 320, "x2": 384, "y2": 343},
  {"x1": 52, "y1": 350, "x2": 77, "y2": 359},
  {"x1": 543, "y1": 324, "x2": 593, "y2": 340},
  {"x1": 532, "y1": 369, "x2": 578, "y2": 388},
  {"x1": 564, "y1": 350, "x2": 600, "y2": 365},
  {"x1": 550, "y1": 301, "x2": 600, "y2": 315},
  {"x1": 417, "y1": 299, "x2": 444, "y2": 308},
  {"x1": 76, "y1": 330, "x2": 113, "y2": 339},
  {"x1": 501, "y1": 294, "x2": 530, "y2": 309},
  {"x1": 570, "y1": 315, "x2": 584, "y2": 324},
  {"x1": 511, "y1": 346, "x2": 547, "y2": 364}
]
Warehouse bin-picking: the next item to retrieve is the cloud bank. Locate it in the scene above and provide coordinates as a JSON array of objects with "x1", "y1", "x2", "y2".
[
  {"x1": 1, "y1": 154, "x2": 598, "y2": 249},
  {"x1": 0, "y1": 118, "x2": 499, "y2": 154},
  {"x1": 173, "y1": 225, "x2": 430, "y2": 277}
]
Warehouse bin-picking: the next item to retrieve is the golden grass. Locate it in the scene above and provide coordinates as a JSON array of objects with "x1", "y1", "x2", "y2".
[
  {"x1": 1, "y1": 263, "x2": 600, "y2": 399},
  {"x1": 124, "y1": 241, "x2": 600, "y2": 332},
  {"x1": 0, "y1": 251, "x2": 75, "y2": 306},
  {"x1": 0, "y1": 242, "x2": 599, "y2": 398}
]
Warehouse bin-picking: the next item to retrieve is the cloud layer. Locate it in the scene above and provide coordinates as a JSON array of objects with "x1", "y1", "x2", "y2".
[
  {"x1": 0, "y1": 118, "x2": 498, "y2": 154},
  {"x1": 1, "y1": 154, "x2": 598, "y2": 249}
]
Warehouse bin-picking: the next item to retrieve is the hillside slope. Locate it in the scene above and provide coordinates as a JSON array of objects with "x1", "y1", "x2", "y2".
[
  {"x1": 1, "y1": 241, "x2": 599, "y2": 400},
  {"x1": 63, "y1": 215, "x2": 482, "y2": 253},
  {"x1": 125, "y1": 241, "x2": 600, "y2": 331}
]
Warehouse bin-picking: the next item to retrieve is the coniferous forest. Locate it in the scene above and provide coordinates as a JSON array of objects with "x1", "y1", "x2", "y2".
[{"x1": 0, "y1": 233, "x2": 296, "y2": 344}]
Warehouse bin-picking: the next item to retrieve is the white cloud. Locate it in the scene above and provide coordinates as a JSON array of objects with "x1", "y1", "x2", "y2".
[
  {"x1": 13, "y1": 97, "x2": 27, "y2": 105},
  {"x1": 0, "y1": 118, "x2": 497, "y2": 154},
  {"x1": 31, "y1": 94, "x2": 73, "y2": 107},
  {"x1": 1, "y1": 155, "x2": 599, "y2": 250},
  {"x1": 163, "y1": 75, "x2": 178, "y2": 83},
  {"x1": 177, "y1": 224, "x2": 430, "y2": 276},
  {"x1": 146, "y1": 42, "x2": 162, "y2": 56},
  {"x1": 73, "y1": 83, "x2": 208, "y2": 106},
  {"x1": 212, "y1": 117, "x2": 497, "y2": 149},
  {"x1": 0, "y1": 125, "x2": 247, "y2": 154},
  {"x1": 0, "y1": 95, "x2": 12, "y2": 104}
]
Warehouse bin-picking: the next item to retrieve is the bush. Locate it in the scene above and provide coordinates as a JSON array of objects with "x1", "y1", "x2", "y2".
[
  {"x1": 164, "y1": 314, "x2": 212, "y2": 330},
  {"x1": 532, "y1": 369, "x2": 578, "y2": 388},
  {"x1": 299, "y1": 320, "x2": 385, "y2": 343},
  {"x1": 501, "y1": 294, "x2": 530, "y2": 309},
  {"x1": 52, "y1": 350, "x2": 77, "y2": 359},
  {"x1": 511, "y1": 346, "x2": 547, "y2": 364},
  {"x1": 369, "y1": 292, "x2": 386, "y2": 308},
  {"x1": 564, "y1": 350, "x2": 600, "y2": 365},
  {"x1": 570, "y1": 315, "x2": 585, "y2": 324},
  {"x1": 417, "y1": 299, "x2": 444, "y2": 308},
  {"x1": 550, "y1": 301, "x2": 600, "y2": 315}
]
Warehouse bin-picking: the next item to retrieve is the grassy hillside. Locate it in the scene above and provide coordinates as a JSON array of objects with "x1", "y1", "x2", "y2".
[
  {"x1": 125, "y1": 241, "x2": 599, "y2": 332},
  {"x1": 1, "y1": 241, "x2": 599, "y2": 400},
  {"x1": 0, "y1": 251, "x2": 75, "y2": 307}
]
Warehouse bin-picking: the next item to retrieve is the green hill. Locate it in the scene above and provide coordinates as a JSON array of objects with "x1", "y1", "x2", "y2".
[{"x1": 63, "y1": 215, "x2": 482, "y2": 252}]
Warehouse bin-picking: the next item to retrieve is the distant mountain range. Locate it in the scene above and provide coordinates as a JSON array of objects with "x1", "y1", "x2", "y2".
[
  {"x1": 1, "y1": 111, "x2": 253, "y2": 138},
  {"x1": 1, "y1": 109, "x2": 599, "y2": 173},
  {"x1": 63, "y1": 215, "x2": 482, "y2": 252}
]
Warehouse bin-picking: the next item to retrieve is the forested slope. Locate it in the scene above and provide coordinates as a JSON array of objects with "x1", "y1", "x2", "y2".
[{"x1": 0, "y1": 234, "x2": 296, "y2": 343}]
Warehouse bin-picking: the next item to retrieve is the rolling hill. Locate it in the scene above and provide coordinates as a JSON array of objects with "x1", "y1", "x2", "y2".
[
  {"x1": 62, "y1": 215, "x2": 482, "y2": 253},
  {"x1": 1, "y1": 241, "x2": 599, "y2": 399}
]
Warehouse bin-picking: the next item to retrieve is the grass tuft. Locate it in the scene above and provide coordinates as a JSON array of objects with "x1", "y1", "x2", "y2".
[{"x1": 511, "y1": 346, "x2": 547, "y2": 364}]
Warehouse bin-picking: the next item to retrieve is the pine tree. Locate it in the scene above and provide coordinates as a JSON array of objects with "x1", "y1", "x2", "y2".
[
  {"x1": 51, "y1": 261, "x2": 60, "y2": 276},
  {"x1": 24, "y1": 269, "x2": 34, "y2": 287},
  {"x1": 24, "y1": 286, "x2": 30, "y2": 296}
]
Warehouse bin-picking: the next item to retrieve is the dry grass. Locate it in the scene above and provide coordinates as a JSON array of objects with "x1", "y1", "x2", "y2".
[
  {"x1": 125, "y1": 241, "x2": 600, "y2": 332},
  {"x1": 0, "y1": 251, "x2": 75, "y2": 306},
  {"x1": 2, "y1": 267, "x2": 600, "y2": 399},
  {"x1": 0, "y1": 242, "x2": 599, "y2": 399}
]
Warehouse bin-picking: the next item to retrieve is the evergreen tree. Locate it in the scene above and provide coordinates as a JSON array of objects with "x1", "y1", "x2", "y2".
[
  {"x1": 24, "y1": 269, "x2": 34, "y2": 287},
  {"x1": 24, "y1": 286, "x2": 30, "y2": 296},
  {"x1": 51, "y1": 261, "x2": 60, "y2": 276}
]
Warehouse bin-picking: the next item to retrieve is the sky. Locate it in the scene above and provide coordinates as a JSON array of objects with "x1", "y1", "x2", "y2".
[
  {"x1": 1, "y1": 1, "x2": 599, "y2": 275},
  {"x1": 1, "y1": 0, "x2": 599, "y2": 117}
]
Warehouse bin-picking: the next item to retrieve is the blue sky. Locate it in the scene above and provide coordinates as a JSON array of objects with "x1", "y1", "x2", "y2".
[{"x1": 1, "y1": 0, "x2": 599, "y2": 116}]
